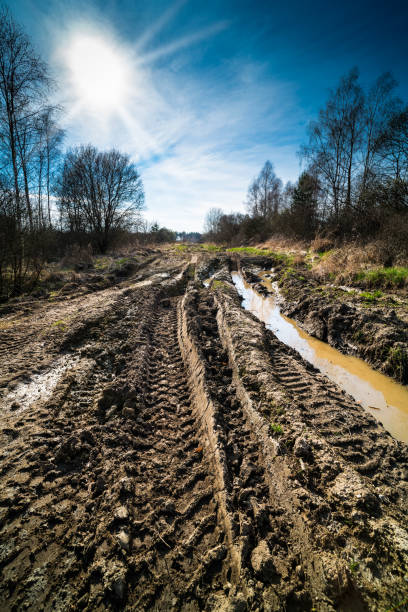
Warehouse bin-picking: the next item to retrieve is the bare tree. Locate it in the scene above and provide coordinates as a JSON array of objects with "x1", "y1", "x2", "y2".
[
  {"x1": 34, "y1": 107, "x2": 64, "y2": 226},
  {"x1": 377, "y1": 107, "x2": 408, "y2": 183},
  {"x1": 360, "y1": 72, "x2": 400, "y2": 191},
  {"x1": 246, "y1": 178, "x2": 261, "y2": 216},
  {"x1": 204, "y1": 207, "x2": 224, "y2": 237},
  {"x1": 0, "y1": 7, "x2": 62, "y2": 298},
  {"x1": 58, "y1": 145, "x2": 145, "y2": 252},
  {"x1": 0, "y1": 6, "x2": 52, "y2": 230},
  {"x1": 246, "y1": 161, "x2": 282, "y2": 220},
  {"x1": 301, "y1": 68, "x2": 364, "y2": 217}
]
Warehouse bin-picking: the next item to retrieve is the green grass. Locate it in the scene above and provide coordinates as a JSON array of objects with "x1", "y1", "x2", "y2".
[
  {"x1": 210, "y1": 279, "x2": 233, "y2": 292},
  {"x1": 352, "y1": 329, "x2": 367, "y2": 343},
  {"x1": 227, "y1": 246, "x2": 283, "y2": 258},
  {"x1": 116, "y1": 257, "x2": 133, "y2": 266},
  {"x1": 48, "y1": 290, "x2": 61, "y2": 300},
  {"x1": 319, "y1": 248, "x2": 335, "y2": 260},
  {"x1": 355, "y1": 267, "x2": 408, "y2": 289},
  {"x1": 52, "y1": 319, "x2": 66, "y2": 331},
  {"x1": 269, "y1": 422, "x2": 283, "y2": 435},
  {"x1": 226, "y1": 247, "x2": 294, "y2": 268},
  {"x1": 174, "y1": 243, "x2": 223, "y2": 252},
  {"x1": 349, "y1": 560, "x2": 359, "y2": 574},
  {"x1": 94, "y1": 256, "x2": 110, "y2": 269},
  {"x1": 202, "y1": 243, "x2": 223, "y2": 252},
  {"x1": 360, "y1": 290, "x2": 383, "y2": 303}
]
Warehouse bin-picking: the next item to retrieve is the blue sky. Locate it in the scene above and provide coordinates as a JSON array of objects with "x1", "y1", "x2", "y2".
[{"x1": 11, "y1": 0, "x2": 408, "y2": 231}]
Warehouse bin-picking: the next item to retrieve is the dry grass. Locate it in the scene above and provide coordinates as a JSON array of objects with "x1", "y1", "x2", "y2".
[
  {"x1": 255, "y1": 235, "x2": 309, "y2": 255},
  {"x1": 311, "y1": 242, "x2": 408, "y2": 290},
  {"x1": 60, "y1": 244, "x2": 93, "y2": 269},
  {"x1": 292, "y1": 253, "x2": 306, "y2": 266},
  {"x1": 311, "y1": 236, "x2": 336, "y2": 253}
]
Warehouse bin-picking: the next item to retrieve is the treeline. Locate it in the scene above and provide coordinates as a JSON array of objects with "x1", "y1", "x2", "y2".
[
  {"x1": 0, "y1": 7, "x2": 163, "y2": 301},
  {"x1": 205, "y1": 68, "x2": 408, "y2": 260}
]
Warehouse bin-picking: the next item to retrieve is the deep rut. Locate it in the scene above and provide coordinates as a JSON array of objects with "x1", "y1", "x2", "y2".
[
  {"x1": 269, "y1": 348, "x2": 401, "y2": 479},
  {"x1": 181, "y1": 289, "x2": 319, "y2": 610},
  {"x1": 124, "y1": 301, "x2": 226, "y2": 610}
]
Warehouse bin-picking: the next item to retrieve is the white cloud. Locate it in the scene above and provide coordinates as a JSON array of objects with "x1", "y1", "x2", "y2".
[{"x1": 49, "y1": 8, "x2": 302, "y2": 232}]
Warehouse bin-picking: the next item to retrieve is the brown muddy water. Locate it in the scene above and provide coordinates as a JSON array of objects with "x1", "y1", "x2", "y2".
[{"x1": 232, "y1": 271, "x2": 408, "y2": 443}]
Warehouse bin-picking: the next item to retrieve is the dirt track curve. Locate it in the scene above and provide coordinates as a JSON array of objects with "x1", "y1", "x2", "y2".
[{"x1": 0, "y1": 253, "x2": 408, "y2": 611}]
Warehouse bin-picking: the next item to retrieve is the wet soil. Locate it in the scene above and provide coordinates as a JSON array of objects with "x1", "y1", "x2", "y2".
[
  {"x1": 0, "y1": 251, "x2": 408, "y2": 611},
  {"x1": 238, "y1": 256, "x2": 408, "y2": 385},
  {"x1": 232, "y1": 270, "x2": 408, "y2": 443}
]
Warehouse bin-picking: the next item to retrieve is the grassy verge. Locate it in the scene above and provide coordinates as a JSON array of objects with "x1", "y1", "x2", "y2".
[
  {"x1": 354, "y1": 267, "x2": 408, "y2": 290},
  {"x1": 226, "y1": 247, "x2": 295, "y2": 268},
  {"x1": 174, "y1": 243, "x2": 225, "y2": 253}
]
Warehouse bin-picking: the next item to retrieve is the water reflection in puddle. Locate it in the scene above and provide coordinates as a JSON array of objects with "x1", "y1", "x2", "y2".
[{"x1": 232, "y1": 271, "x2": 408, "y2": 443}]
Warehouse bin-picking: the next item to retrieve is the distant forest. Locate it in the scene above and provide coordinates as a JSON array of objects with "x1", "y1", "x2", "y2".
[{"x1": 205, "y1": 68, "x2": 408, "y2": 262}]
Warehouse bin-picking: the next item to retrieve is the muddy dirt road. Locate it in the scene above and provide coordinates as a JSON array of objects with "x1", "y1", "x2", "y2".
[{"x1": 1, "y1": 252, "x2": 408, "y2": 611}]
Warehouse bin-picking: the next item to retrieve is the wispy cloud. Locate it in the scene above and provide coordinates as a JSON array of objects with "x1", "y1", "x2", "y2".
[
  {"x1": 134, "y1": 0, "x2": 189, "y2": 53},
  {"x1": 137, "y1": 21, "x2": 230, "y2": 66},
  {"x1": 47, "y1": 2, "x2": 301, "y2": 231}
]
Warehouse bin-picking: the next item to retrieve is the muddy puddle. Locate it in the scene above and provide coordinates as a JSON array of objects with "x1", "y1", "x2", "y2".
[
  {"x1": 1, "y1": 354, "x2": 92, "y2": 413},
  {"x1": 232, "y1": 271, "x2": 408, "y2": 443}
]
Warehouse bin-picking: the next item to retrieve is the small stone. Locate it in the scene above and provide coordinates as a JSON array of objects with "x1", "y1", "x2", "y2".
[
  {"x1": 114, "y1": 506, "x2": 128, "y2": 520},
  {"x1": 295, "y1": 565, "x2": 304, "y2": 580}
]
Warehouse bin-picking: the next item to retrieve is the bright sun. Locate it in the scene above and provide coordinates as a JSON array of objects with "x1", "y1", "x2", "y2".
[{"x1": 66, "y1": 34, "x2": 130, "y2": 112}]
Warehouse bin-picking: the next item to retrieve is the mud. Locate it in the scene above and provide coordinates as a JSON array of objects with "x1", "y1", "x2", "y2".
[
  {"x1": 232, "y1": 270, "x2": 408, "y2": 443},
  {"x1": 239, "y1": 256, "x2": 408, "y2": 385},
  {"x1": 0, "y1": 251, "x2": 408, "y2": 611}
]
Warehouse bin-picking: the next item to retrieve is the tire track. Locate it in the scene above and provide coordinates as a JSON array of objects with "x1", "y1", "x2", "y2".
[{"x1": 124, "y1": 300, "x2": 227, "y2": 611}]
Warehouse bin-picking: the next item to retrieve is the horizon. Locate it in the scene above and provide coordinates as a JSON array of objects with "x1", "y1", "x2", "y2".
[{"x1": 10, "y1": 0, "x2": 408, "y2": 231}]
